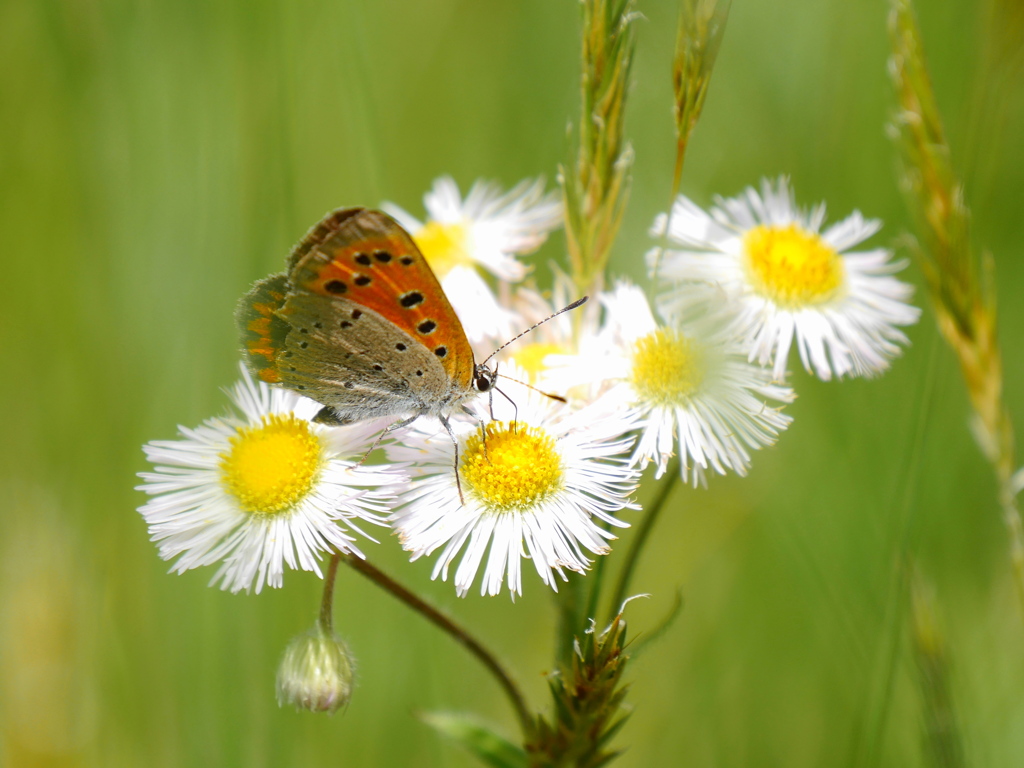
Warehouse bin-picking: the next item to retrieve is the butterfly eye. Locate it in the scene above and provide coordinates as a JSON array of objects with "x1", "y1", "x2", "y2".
[{"x1": 474, "y1": 371, "x2": 494, "y2": 392}]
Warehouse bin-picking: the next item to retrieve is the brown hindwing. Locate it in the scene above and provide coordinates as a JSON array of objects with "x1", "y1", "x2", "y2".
[
  {"x1": 273, "y1": 291, "x2": 451, "y2": 421},
  {"x1": 235, "y1": 273, "x2": 291, "y2": 384}
]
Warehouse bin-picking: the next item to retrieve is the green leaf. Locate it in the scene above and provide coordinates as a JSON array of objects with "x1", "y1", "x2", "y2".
[{"x1": 419, "y1": 711, "x2": 529, "y2": 768}]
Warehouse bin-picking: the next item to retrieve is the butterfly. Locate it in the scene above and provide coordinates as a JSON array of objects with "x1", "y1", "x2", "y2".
[{"x1": 236, "y1": 208, "x2": 502, "y2": 443}]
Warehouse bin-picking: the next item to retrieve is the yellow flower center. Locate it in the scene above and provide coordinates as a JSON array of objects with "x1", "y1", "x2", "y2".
[
  {"x1": 220, "y1": 414, "x2": 323, "y2": 515},
  {"x1": 511, "y1": 342, "x2": 569, "y2": 379},
  {"x1": 742, "y1": 223, "x2": 845, "y2": 306},
  {"x1": 629, "y1": 328, "x2": 706, "y2": 407},
  {"x1": 460, "y1": 422, "x2": 563, "y2": 513},
  {"x1": 414, "y1": 220, "x2": 473, "y2": 279}
]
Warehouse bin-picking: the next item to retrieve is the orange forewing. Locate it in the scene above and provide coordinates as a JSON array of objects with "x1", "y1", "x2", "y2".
[
  {"x1": 289, "y1": 209, "x2": 475, "y2": 391},
  {"x1": 285, "y1": 208, "x2": 365, "y2": 272}
]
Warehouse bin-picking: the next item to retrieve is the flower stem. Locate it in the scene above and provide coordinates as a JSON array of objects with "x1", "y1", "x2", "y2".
[
  {"x1": 318, "y1": 552, "x2": 341, "y2": 632},
  {"x1": 337, "y1": 551, "x2": 534, "y2": 738},
  {"x1": 609, "y1": 460, "x2": 680, "y2": 617},
  {"x1": 584, "y1": 549, "x2": 609, "y2": 631},
  {"x1": 554, "y1": 573, "x2": 586, "y2": 667}
]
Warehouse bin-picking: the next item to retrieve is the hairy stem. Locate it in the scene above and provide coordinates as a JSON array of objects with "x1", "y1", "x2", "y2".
[
  {"x1": 338, "y1": 551, "x2": 534, "y2": 738},
  {"x1": 318, "y1": 552, "x2": 342, "y2": 632}
]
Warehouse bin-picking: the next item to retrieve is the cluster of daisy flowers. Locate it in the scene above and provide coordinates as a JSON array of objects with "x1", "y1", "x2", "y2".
[{"x1": 137, "y1": 174, "x2": 920, "y2": 601}]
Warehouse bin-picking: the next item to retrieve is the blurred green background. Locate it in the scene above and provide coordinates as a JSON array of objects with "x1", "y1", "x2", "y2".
[{"x1": 3, "y1": 0, "x2": 1023, "y2": 765}]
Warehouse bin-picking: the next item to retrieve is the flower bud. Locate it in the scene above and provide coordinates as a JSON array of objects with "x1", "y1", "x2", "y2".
[{"x1": 276, "y1": 622, "x2": 355, "y2": 714}]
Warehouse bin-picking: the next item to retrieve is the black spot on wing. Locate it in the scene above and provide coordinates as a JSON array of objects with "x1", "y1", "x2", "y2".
[
  {"x1": 324, "y1": 279, "x2": 347, "y2": 295},
  {"x1": 434, "y1": 346, "x2": 447, "y2": 358},
  {"x1": 400, "y1": 291, "x2": 424, "y2": 308},
  {"x1": 417, "y1": 320, "x2": 436, "y2": 334},
  {"x1": 373, "y1": 250, "x2": 392, "y2": 263},
  {"x1": 354, "y1": 253, "x2": 371, "y2": 266},
  {"x1": 354, "y1": 275, "x2": 371, "y2": 286}
]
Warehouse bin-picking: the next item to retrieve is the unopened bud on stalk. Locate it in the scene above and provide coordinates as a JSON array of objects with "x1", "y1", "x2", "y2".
[{"x1": 276, "y1": 621, "x2": 355, "y2": 714}]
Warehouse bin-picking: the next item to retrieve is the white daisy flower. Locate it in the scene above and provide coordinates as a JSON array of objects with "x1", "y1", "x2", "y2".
[
  {"x1": 652, "y1": 177, "x2": 921, "y2": 381},
  {"x1": 136, "y1": 367, "x2": 405, "y2": 594},
  {"x1": 387, "y1": 366, "x2": 638, "y2": 598},
  {"x1": 383, "y1": 176, "x2": 563, "y2": 344},
  {"x1": 546, "y1": 282, "x2": 795, "y2": 487}
]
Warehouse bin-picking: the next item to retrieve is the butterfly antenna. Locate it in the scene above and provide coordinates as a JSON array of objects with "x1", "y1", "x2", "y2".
[
  {"x1": 495, "y1": 372, "x2": 568, "y2": 404},
  {"x1": 480, "y1": 296, "x2": 589, "y2": 366}
]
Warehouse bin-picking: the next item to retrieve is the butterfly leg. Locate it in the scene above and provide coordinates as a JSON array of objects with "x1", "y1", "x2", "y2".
[
  {"x1": 474, "y1": 361, "x2": 500, "y2": 458},
  {"x1": 355, "y1": 414, "x2": 419, "y2": 467},
  {"x1": 461, "y1": 405, "x2": 491, "y2": 464},
  {"x1": 487, "y1": 363, "x2": 499, "y2": 421},
  {"x1": 437, "y1": 413, "x2": 465, "y2": 505},
  {"x1": 492, "y1": 385, "x2": 520, "y2": 434}
]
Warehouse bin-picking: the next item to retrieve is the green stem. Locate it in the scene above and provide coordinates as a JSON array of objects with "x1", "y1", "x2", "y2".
[
  {"x1": 583, "y1": 550, "x2": 609, "y2": 631},
  {"x1": 338, "y1": 551, "x2": 534, "y2": 739},
  {"x1": 609, "y1": 459, "x2": 680, "y2": 616},
  {"x1": 554, "y1": 573, "x2": 586, "y2": 667}
]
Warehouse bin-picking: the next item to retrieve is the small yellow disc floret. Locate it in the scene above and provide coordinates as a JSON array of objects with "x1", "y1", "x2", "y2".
[
  {"x1": 414, "y1": 220, "x2": 472, "y2": 279},
  {"x1": 221, "y1": 414, "x2": 323, "y2": 515},
  {"x1": 460, "y1": 422, "x2": 563, "y2": 513},
  {"x1": 630, "y1": 328, "x2": 706, "y2": 407},
  {"x1": 743, "y1": 223, "x2": 845, "y2": 306}
]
